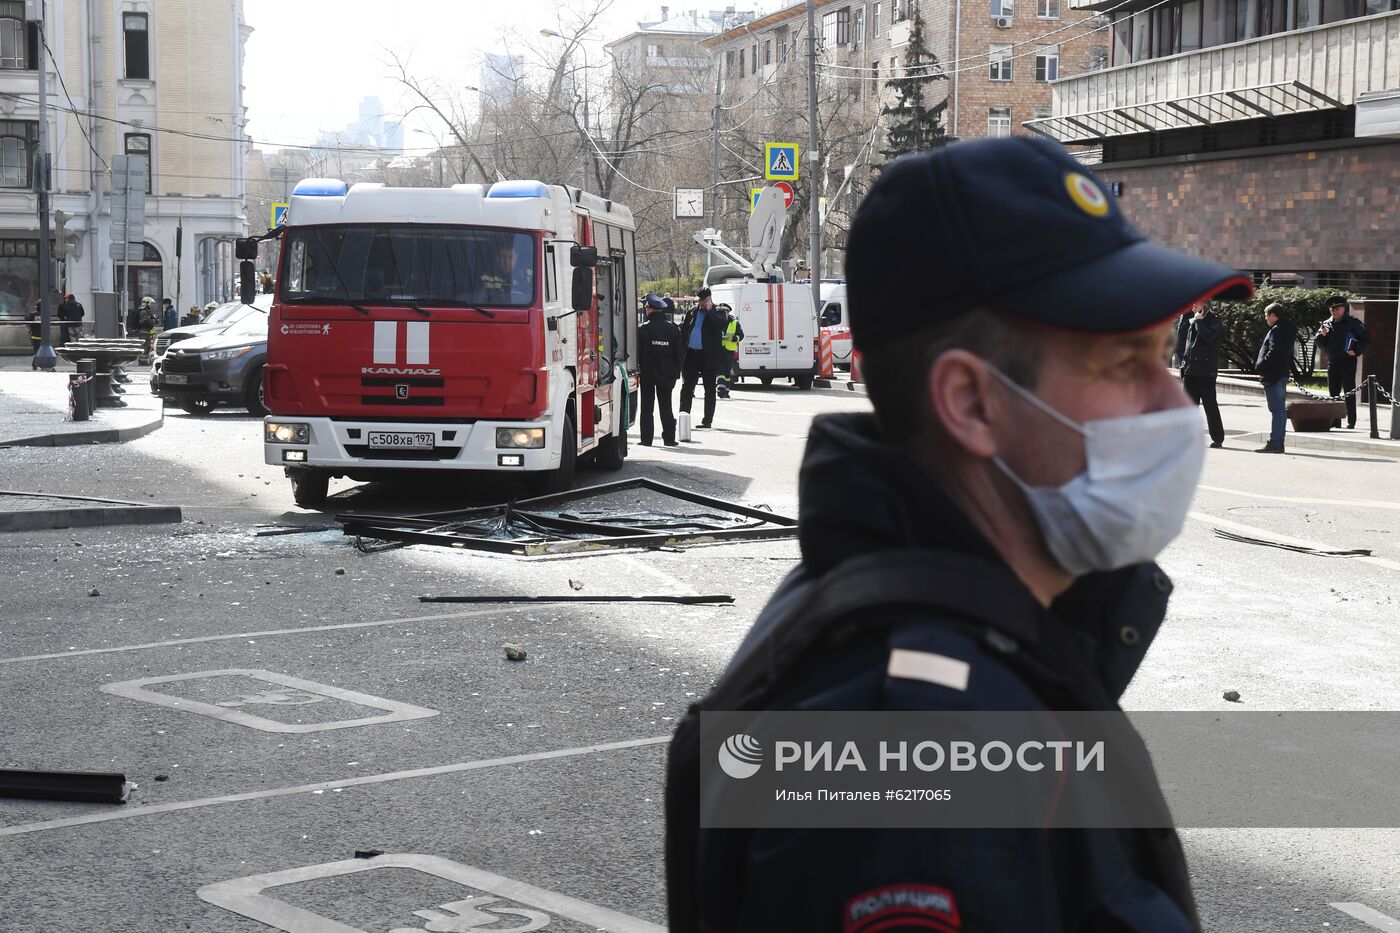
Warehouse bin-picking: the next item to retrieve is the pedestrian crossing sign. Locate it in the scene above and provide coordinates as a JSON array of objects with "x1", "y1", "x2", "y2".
[
  {"x1": 764, "y1": 142, "x2": 799, "y2": 181},
  {"x1": 271, "y1": 202, "x2": 289, "y2": 228}
]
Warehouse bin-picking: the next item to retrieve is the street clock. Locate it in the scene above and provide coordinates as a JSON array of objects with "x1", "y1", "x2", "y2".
[{"x1": 674, "y1": 187, "x2": 705, "y2": 219}]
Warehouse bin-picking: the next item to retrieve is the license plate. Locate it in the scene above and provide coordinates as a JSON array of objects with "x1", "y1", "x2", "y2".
[
  {"x1": 367, "y1": 431, "x2": 434, "y2": 450},
  {"x1": 743, "y1": 344, "x2": 771, "y2": 354},
  {"x1": 164, "y1": 374, "x2": 188, "y2": 384}
]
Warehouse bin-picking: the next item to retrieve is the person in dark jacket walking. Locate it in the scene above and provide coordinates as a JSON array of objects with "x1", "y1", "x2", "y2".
[
  {"x1": 57, "y1": 293, "x2": 84, "y2": 345},
  {"x1": 1255, "y1": 303, "x2": 1296, "y2": 453},
  {"x1": 670, "y1": 137, "x2": 1254, "y2": 933},
  {"x1": 1317, "y1": 295, "x2": 1370, "y2": 429},
  {"x1": 638, "y1": 293, "x2": 685, "y2": 446},
  {"x1": 679, "y1": 287, "x2": 726, "y2": 428},
  {"x1": 26, "y1": 302, "x2": 41, "y2": 367},
  {"x1": 1180, "y1": 301, "x2": 1226, "y2": 447}
]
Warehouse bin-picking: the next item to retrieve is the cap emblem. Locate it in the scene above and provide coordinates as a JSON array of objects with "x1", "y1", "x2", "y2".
[{"x1": 1065, "y1": 172, "x2": 1110, "y2": 218}]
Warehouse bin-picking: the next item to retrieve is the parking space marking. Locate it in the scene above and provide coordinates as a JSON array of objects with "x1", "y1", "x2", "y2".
[
  {"x1": 101, "y1": 670, "x2": 439, "y2": 733},
  {"x1": 198, "y1": 853, "x2": 664, "y2": 932},
  {"x1": 1187, "y1": 511, "x2": 1400, "y2": 573},
  {"x1": 0, "y1": 607, "x2": 523, "y2": 666},
  {"x1": 0, "y1": 736, "x2": 667, "y2": 839},
  {"x1": 613, "y1": 553, "x2": 700, "y2": 597},
  {"x1": 1331, "y1": 903, "x2": 1400, "y2": 931},
  {"x1": 1198, "y1": 485, "x2": 1400, "y2": 511}
]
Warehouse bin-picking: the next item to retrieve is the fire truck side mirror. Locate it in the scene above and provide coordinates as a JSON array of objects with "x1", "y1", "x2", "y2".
[
  {"x1": 239, "y1": 261, "x2": 257, "y2": 305},
  {"x1": 235, "y1": 237, "x2": 260, "y2": 260},
  {"x1": 571, "y1": 268, "x2": 593, "y2": 312},
  {"x1": 570, "y1": 245, "x2": 598, "y2": 268}
]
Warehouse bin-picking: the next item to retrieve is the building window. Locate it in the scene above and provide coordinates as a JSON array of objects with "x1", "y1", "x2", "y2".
[
  {"x1": 1033, "y1": 106, "x2": 1053, "y2": 120},
  {"x1": 726, "y1": 49, "x2": 736, "y2": 74},
  {"x1": 647, "y1": 43, "x2": 661, "y2": 59},
  {"x1": 872, "y1": 2, "x2": 881, "y2": 36},
  {"x1": 1035, "y1": 45, "x2": 1059, "y2": 81},
  {"x1": 993, "y1": 0, "x2": 1015, "y2": 17},
  {"x1": 777, "y1": 27, "x2": 790, "y2": 61},
  {"x1": 0, "y1": 1, "x2": 36, "y2": 71},
  {"x1": 837, "y1": 6, "x2": 851, "y2": 45},
  {"x1": 892, "y1": 0, "x2": 904, "y2": 21},
  {"x1": 1038, "y1": 0, "x2": 1061, "y2": 15},
  {"x1": 0, "y1": 119, "x2": 36, "y2": 188},
  {"x1": 738, "y1": 47, "x2": 745, "y2": 75},
  {"x1": 123, "y1": 12, "x2": 149, "y2": 80},
  {"x1": 989, "y1": 44, "x2": 1013, "y2": 80},
  {"x1": 988, "y1": 107, "x2": 1012, "y2": 138},
  {"x1": 1090, "y1": 43, "x2": 1109, "y2": 69},
  {"x1": 763, "y1": 39, "x2": 772, "y2": 65},
  {"x1": 871, "y1": 60, "x2": 879, "y2": 94},
  {"x1": 751, "y1": 42, "x2": 758, "y2": 73},
  {"x1": 853, "y1": 8, "x2": 865, "y2": 48},
  {"x1": 125, "y1": 132, "x2": 152, "y2": 193}
]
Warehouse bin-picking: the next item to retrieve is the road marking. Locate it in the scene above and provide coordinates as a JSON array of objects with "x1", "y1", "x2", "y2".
[
  {"x1": 199, "y1": 853, "x2": 664, "y2": 933},
  {"x1": 614, "y1": 553, "x2": 700, "y2": 597},
  {"x1": 101, "y1": 670, "x2": 439, "y2": 733},
  {"x1": 1330, "y1": 903, "x2": 1400, "y2": 931},
  {"x1": 1199, "y1": 484, "x2": 1400, "y2": 511},
  {"x1": 0, "y1": 736, "x2": 668, "y2": 839},
  {"x1": 1187, "y1": 511, "x2": 1400, "y2": 573},
  {"x1": 0, "y1": 607, "x2": 525, "y2": 666}
]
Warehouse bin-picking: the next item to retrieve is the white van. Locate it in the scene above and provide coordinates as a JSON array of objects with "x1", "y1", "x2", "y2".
[
  {"x1": 818, "y1": 281, "x2": 852, "y2": 369},
  {"x1": 710, "y1": 278, "x2": 818, "y2": 389}
]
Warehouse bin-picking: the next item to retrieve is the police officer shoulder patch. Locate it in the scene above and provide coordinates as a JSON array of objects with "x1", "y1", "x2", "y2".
[{"x1": 844, "y1": 883, "x2": 962, "y2": 932}]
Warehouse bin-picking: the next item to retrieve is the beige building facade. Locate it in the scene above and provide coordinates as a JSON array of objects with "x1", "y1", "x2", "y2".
[{"x1": 0, "y1": 0, "x2": 247, "y2": 347}]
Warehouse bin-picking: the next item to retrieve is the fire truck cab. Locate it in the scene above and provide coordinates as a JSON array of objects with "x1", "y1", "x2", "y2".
[{"x1": 261, "y1": 178, "x2": 638, "y2": 507}]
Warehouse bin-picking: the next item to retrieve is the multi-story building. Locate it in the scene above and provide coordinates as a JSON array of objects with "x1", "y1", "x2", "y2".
[
  {"x1": 0, "y1": 0, "x2": 248, "y2": 348},
  {"x1": 707, "y1": 0, "x2": 1102, "y2": 143},
  {"x1": 1032, "y1": 0, "x2": 1400, "y2": 308}
]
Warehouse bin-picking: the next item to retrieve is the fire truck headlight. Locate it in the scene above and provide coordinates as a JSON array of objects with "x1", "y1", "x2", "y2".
[
  {"x1": 265, "y1": 422, "x2": 310, "y2": 444},
  {"x1": 496, "y1": 427, "x2": 545, "y2": 449}
]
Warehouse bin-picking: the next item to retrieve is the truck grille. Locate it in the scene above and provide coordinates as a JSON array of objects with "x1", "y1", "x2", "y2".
[
  {"x1": 162, "y1": 353, "x2": 203, "y2": 374},
  {"x1": 343, "y1": 445, "x2": 457, "y2": 461}
]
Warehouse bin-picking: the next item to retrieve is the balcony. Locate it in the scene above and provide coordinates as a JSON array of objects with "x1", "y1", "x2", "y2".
[{"x1": 1029, "y1": 9, "x2": 1400, "y2": 142}]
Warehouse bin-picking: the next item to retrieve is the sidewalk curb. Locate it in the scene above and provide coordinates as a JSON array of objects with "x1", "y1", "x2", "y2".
[
  {"x1": 1233, "y1": 431, "x2": 1400, "y2": 460},
  {"x1": 0, "y1": 406, "x2": 163, "y2": 448},
  {"x1": 0, "y1": 490, "x2": 181, "y2": 533},
  {"x1": 813, "y1": 376, "x2": 868, "y2": 397}
]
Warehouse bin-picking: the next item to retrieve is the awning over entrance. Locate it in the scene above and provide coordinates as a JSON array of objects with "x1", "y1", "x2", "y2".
[{"x1": 1024, "y1": 80, "x2": 1344, "y2": 144}]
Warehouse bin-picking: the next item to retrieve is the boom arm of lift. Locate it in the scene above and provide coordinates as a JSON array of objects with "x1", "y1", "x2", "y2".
[{"x1": 692, "y1": 228, "x2": 779, "y2": 280}]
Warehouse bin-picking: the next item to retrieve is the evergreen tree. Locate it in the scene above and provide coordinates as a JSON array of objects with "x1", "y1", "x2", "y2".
[{"x1": 878, "y1": 4, "x2": 950, "y2": 169}]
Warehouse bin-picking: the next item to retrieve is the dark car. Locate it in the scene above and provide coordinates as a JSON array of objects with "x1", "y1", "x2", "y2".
[
  {"x1": 152, "y1": 295, "x2": 271, "y2": 358},
  {"x1": 151, "y1": 310, "x2": 269, "y2": 415}
]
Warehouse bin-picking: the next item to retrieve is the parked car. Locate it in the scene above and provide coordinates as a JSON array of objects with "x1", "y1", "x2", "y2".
[
  {"x1": 151, "y1": 309, "x2": 269, "y2": 415},
  {"x1": 152, "y1": 294, "x2": 271, "y2": 359}
]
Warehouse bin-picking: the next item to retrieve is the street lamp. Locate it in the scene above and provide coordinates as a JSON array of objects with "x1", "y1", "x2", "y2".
[{"x1": 540, "y1": 28, "x2": 592, "y2": 194}]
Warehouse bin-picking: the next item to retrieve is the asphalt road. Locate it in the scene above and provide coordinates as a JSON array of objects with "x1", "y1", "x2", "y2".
[{"x1": 2, "y1": 376, "x2": 1399, "y2": 932}]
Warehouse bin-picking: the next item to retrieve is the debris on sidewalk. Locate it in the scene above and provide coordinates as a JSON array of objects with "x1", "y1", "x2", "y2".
[
  {"x1": 338, "y1": 477, "x2": 798, "y2": 556},
  {"x1": 87, "y1": 587, "x2": 99, "y2": 597},
  {"x1": 354, "y1": 849, "x2": 385, "y2": 859},
  {"x1": 0, "y1": 767, "x2": 131, "y2": 804},
  {"x1": 420, "y1": 594, "x2": 733, "y2": 605},
  {"x1": 503, "y1": 643, "x2": 528, "y2": 661},
  {"x1": 568, "y1": 578, "x2": 584, "y2": 591},
  {"x1": 1223, "y1": 690, "x2": 1242, "y2": 702},
  {"x1": 1214, "y1": 528, "x2": 1371, "y2": 557}
]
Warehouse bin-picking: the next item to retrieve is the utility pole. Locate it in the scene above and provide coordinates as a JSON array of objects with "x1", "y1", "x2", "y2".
[
  {"x1": 708, "y1": 29, "x2": 724, "y2": 272},
  {"x1": 33, "y1": 0, "x2": 55, "y2": 370},
  {"x1": 806, "y1": 0, "x2": 821, "y2": 311}
]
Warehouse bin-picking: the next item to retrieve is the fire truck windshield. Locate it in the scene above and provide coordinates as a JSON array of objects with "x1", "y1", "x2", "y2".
[{"x1": 280, "y1": 225, "x2": 536, "y2": 308}]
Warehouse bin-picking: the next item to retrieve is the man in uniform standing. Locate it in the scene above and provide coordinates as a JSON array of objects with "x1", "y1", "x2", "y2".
[
  {"x1": 1317, "y1": 295, "x2": 1370, "y2": 429},
  {"x1": 1180, "y1": 301, "x2": 1226, "y2": 448},
  {"x1": 670, "y1": 137, "x2": 1253, "y2": 931},
  {"x1": 638, "y1": 293, "x2": 684, "y2": 446},
  {"x1": 679, "y1": 287, "x2": 725, "y2": 429},
  {"x1": 716, "y1": 305, "x2": 743, "y2": 398}
]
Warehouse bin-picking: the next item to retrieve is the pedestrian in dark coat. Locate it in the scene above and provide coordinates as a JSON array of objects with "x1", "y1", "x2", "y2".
[
  {"x1": 1254, "y1": 303, "x2": 1296, "y2": 453},
  {"x1": 1180, "y1": 302, "x2": 1225, "y2": 447},
  {"x1": 638, "y1": 293, "x2": 685, "y2": 446},
  {"x1": 1317, "y1": 296, "x2": 1370, "y2": 429},
  {"x1": 57, "y1": 293, "x2": 84, "y2": 344},
  {"x1": 26, "y1": 303, "x2": 41, "y2": 367},
  {"x1": 679, "y1": 287, "x2": 726, "y2": 428},
  {"x1": 1173, "y1": 311, "x2": 1191, "y2": 368}
]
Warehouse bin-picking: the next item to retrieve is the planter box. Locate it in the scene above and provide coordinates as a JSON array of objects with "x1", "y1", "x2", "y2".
[{"x1": 1286, "y1": 400, "x2": 1347, "y2": 432}]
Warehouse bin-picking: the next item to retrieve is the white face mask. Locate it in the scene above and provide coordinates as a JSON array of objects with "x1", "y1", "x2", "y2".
[{"x1": 988, "y1": 368, "x2": 1205, "y2": 576}]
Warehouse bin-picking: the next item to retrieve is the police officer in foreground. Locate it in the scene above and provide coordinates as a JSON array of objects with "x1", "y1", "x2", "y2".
[
  {"x1": 667, "y1": 137, "x2": 1253, "y2": 931},
  {"x1": 1317, "y1": 295, "x2": 1370, "y2": 429},
  {"x1": 638, "y1": 293, "x2": 685, "y2": 447}
]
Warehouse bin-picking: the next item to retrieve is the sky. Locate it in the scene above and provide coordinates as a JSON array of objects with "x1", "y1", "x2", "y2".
[{"x1": 241, "y1": 0, "x2": 775, "y2": 153}]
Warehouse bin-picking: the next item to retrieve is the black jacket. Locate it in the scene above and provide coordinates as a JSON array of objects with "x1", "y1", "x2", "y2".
[
  {"x1": 1256, "y1": 319, "x2": 1296, "y2": 385},
  {"x1": 1180, "y1": 311, "x2": 1222, "y2": 378},
  {"x1": 639, "y1": 310, "x2": 684, "y2": 383},
  {"x1": 681, "y1": 302, "x2": 727, "y2": 370},
  {"x1": 1174, "y1": 313, "x2": 1191, "y2": 361},
  {"x1": 1319, "y1": 312, "x2": 1370, "y2": 362},
  {"x1": 692, "y1": 414, "x2": 1198, "y2": 933},
  {"x1": 58, "y1": 298, "x2": 84, "y2": 322}
]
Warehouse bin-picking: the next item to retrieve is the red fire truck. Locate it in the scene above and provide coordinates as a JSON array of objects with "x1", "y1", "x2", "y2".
[{"x1": 260, "y1": 178, "x2": 639, "y2": 507}]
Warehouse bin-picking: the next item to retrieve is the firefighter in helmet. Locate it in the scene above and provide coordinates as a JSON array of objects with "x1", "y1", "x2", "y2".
[{"x1": 137, "y1": 296, "x2": 159, "y2": 363}]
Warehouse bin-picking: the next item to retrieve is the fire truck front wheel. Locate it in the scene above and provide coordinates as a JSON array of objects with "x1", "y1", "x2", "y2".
[
  {"x1": 526, "y1": 413, "x2": 577, "y2": 496},
  {"x1": 288, "y1": 469, "x2": 330, "y2": 509},
  {"x1": 592, "y1": 425, "x2": 627, "y2": 472}
]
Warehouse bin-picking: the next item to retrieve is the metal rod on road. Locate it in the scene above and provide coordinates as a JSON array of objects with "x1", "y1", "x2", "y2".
[{"x1": 807, "y1": 0, "x2": 821, "y2": 310}]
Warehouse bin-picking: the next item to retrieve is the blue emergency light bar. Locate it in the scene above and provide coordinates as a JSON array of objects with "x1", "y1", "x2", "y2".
[
  {"x1": 292, "y1": 178, "x2": 350, "y2": 197},
  {"x1": 487, "y1": 180, "x2": 550, "y2": 199}
]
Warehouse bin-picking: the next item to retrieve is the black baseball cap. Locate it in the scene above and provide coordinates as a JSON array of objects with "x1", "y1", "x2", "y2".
[
  {"x1": 846, "y1": 136, "x2": 1253, "y2": 350},
  {"x1": 1327, "y1": 294, "x2": 1348, "y2": 308}
]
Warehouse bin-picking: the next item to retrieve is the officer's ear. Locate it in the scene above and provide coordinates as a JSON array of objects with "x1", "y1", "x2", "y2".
[{"x1": 925, "y1": 349, "x2": 1002, "y2": 460}]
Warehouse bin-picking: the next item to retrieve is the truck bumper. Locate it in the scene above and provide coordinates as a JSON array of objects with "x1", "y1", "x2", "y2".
[{"x1": 262, "y1": 416, "x2": 561, "y2": 474}]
